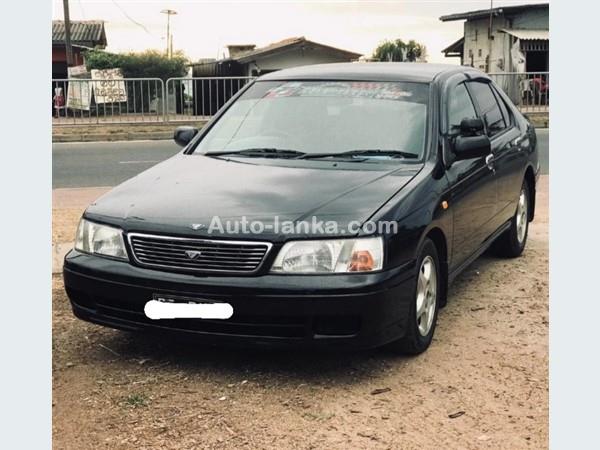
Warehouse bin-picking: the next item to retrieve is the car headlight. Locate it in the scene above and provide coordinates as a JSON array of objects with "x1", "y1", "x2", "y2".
[
  {"x1": 75, "y1": 218, "x2": 128, "y2": 260},
  {"x1": 271, "y1": 237, "x2": 383, "y2": 273}
]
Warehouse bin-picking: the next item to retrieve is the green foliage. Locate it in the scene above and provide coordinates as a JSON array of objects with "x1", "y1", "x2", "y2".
[
  {"x1": 84, "y1": 49, "x2": 188, "y2": 81},
  {"x1": 123, "y1": 393, "x2": 148, "y2": 408},
  {"x1": 373, "y1": 39, "x2": 427, "y2": 62}
]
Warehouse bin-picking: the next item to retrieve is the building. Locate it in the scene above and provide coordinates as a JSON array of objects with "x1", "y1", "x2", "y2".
[
  {"x1": 191, "y1": 36, "x2": 362, "y2": 78},
  {"x1": 52, "y1": 20, "x2": 107, "y2": 79},
  {"x1": 185, "y1": 37, "x2": 362, "y2": 115},
  {"x1": 440, "y1": 3, "x2": 548, "y2": 73}
]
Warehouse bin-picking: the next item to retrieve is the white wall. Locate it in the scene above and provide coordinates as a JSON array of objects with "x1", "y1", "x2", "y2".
[
  {"x1": 463, "y1": 16, "x2": 512, "y2": 72},
  {"x1": 461, "y1": 8, "x2": 548, "y2": 73},
  {"x1": 243, "y1": 47, "x2": 358, "y2": 76}
]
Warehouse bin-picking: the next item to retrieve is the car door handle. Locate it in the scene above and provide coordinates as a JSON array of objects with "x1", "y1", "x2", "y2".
[
  {"x1": 512, "y1": 136, "x2": 529, "y2": 150},
  {"x1": 485, "y1": 153, "x2": 495, "y2": 171}
]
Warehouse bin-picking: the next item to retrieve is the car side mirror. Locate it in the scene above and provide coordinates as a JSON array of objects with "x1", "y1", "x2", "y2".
[
  {"x1": 174, "y1": 126, "x2": 199, "y2": 147},
  {"x1": 459, "y1": 117, "x2": 484, "y2": 135},
  {"x1": 453, "y1": 134, "x2": 491, "y2": 160},
  {"x1": 452, "y1": 117, "x2": 490, "y2": 161}
]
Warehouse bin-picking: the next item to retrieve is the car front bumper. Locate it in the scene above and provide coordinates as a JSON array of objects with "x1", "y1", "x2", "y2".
[{"x1": 63, "y1": 250, "x2": 417, "y2": 350}]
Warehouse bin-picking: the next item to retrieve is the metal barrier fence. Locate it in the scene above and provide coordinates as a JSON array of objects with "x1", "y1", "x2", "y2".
[
  {"x1": 52, "y1": 73, "x2": 547, "y2": 126},
  {"x1": 52, "y1": 76, "x2": 255, "y2": 126},
  {"x1": 52, "y1": 78, "x2": 165, "y2": 126},
  {"x1": 489, "y1": 72, "x2": 549, "y2": 113},
  {"x1": 165, "y1": 77, "x2": 255, "y2": 122}
]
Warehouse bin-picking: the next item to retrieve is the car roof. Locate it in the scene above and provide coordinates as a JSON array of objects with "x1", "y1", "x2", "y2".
[{"x1": 257, "y1": 62, "x2": 479, "y2": 83}]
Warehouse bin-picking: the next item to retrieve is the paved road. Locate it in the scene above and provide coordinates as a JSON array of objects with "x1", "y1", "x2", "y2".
[
  {"x1": 537, "y1": 128, "x2": 549, "y2": 175},
  {"x1": 52, "y1": 129, "x2": 548, "y2": 188},
  {"x1": 52, "y1": 140, "x2": 181, "y2": 188}
]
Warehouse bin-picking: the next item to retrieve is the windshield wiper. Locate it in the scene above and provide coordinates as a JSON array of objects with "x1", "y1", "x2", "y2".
[
  {"x1": 297, "y1": 149, "x2": 420, "y2": 160},
  {"x1": 204, "y1": 148, "x2": 306, "y2": 159}
]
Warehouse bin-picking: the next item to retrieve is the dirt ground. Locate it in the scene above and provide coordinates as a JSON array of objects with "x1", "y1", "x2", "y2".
[{"x1": 52, "y1": 176, "x2": 548, "y2": 450}]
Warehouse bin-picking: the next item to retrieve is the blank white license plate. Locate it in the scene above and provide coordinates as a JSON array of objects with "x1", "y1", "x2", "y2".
[{"x1": 145, "y1": 294, "x2": 233, "y2": 320}]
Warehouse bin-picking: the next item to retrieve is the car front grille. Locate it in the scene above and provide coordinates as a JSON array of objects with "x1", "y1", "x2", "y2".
[{"x1": 127, "y1": 233, "x2": 272, "y2": 274}]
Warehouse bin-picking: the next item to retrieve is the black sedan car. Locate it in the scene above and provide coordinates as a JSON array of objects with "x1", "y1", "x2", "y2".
[{"x1": 64, "y1": 63, "x2": 539, "y2": 354}]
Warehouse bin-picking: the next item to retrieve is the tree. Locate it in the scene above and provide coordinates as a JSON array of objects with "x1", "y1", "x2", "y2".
[
  {"x1": 373, "y1": 39, "x2": 427, "y2": 62},
  {"x1": 84, "y1": 49, "x2": 189, "y2": 81},
  {"x1": 83, "y1": 49, "x2": 190, "y2": 114}
]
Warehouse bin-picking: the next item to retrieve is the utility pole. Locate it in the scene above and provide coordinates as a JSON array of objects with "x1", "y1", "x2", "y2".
[
  {"x1": 487, "y1": 0, "x2": 494, "y2": 72},
  {"x1": 63, "y1": 0, "x2": 74, "y2": 67},
  {"x1": 161, "y1": 9, "x2": 177, "y2": 58}
]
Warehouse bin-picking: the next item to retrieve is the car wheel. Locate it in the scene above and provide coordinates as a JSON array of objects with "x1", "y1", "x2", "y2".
[
  {"x1": 492, "y1": 180, "x2": 530, "y2": 258},
  {"x1": 387, "y1": 239, "x2": 440, "y2": 355}
]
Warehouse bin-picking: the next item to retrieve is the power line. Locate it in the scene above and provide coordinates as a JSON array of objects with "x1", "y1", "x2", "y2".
[
  {"x1": 77, "y1": 0, "x2": 85, "y2": 19},
  {"x1": 110, "y1": 0, "x2": 153, "y2": 36}
]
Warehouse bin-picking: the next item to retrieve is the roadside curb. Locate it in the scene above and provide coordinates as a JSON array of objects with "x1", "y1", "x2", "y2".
[
  {"x1": 524, "y1": 113, "x2": 549, "y2": 128},
  {"x1": 53, "y1": 131, "x2": 173, "y2": 143},
  {"x1": 53, "y1": 242, "x2": 73, "y2": 274},
  {"x1": 52, "y1": 120, "x2": 208, "y2": 143}
]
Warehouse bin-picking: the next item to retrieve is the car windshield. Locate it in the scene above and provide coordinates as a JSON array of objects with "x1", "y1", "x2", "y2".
[{"x1": 193, "y1": 80, "x2": 429, "y2": 160}]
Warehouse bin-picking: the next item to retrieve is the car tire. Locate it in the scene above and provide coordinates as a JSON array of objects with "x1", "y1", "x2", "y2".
[
  {"x1": 492, "y1": 180, "x2": 530, "y2": 258},
  {"x1": 387, "y1": 238, "x2": 440, "y2": 355}
]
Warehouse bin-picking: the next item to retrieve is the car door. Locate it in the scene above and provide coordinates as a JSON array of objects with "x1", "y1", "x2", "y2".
[
  {"x1": 488, "y1": 82, "x2": 527, "y2": 227},
  {"x1": 467, "y1": 80, "x2": 523, "y2": 233},
  {"x1": 444, "y1": 77, "x2": 498, "y2": 270}
]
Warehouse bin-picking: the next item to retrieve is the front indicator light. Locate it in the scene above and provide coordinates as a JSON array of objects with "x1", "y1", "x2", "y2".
[{"x1": 349, "y1": 250, "x2": 376, "y2": 272}]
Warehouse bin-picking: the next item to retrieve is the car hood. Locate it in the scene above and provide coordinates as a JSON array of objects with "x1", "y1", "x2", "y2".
[{"x1": 85, "y1": 154, "x2": 421, "y2": 240}]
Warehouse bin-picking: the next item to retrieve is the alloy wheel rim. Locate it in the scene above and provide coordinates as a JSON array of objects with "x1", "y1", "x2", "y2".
[
  {"x1": 516, "y1": 189, "x2": 528, "y2": 244},
  {"x1": 416, "y1": 255, "x2": 437, "y2": 336}
]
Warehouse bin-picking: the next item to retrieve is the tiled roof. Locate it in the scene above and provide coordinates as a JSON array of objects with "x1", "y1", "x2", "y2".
[
  {"x1": 233, "y1": 37, "x2": 361, "y2": 62},
  {"x1": 442, "y1": 37, "x2": 464, "y2": 55},
  {"x1": 440, "y1": 3, "x2": 548, "y2": 22},
  {"x1": 52, "y1": 20, "x2": 107, "y2": 47}
]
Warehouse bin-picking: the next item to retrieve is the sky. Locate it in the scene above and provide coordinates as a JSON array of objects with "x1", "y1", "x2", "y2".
[{"x1": 52, "y1": 0, "x2": 549, "y2": 64}]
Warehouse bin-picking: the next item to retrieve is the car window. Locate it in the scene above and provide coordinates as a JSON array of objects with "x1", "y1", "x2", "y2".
[
  {"x1": 468, "y1": 81, "x2": 507, "y2": 137},
  {"x1": 194, "y1": 81, "x2": 430, "y2": 159},
  {"x1": 491, "y1": 84, "x2": 512, "y2": 127},
  {"x1": 448, "y1": 83, "x2": 477, "y2": 133}
]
